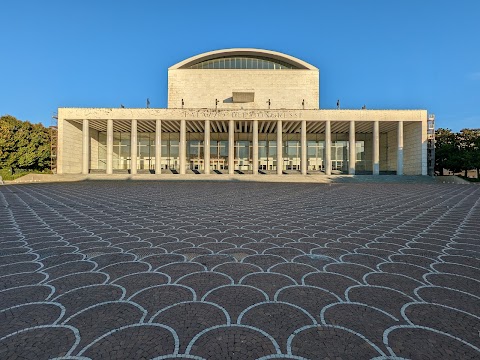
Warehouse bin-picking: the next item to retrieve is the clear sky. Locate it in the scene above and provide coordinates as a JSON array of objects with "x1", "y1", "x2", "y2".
[{"x1": 1, "y1": 0, "x2": 479, "y2": 131}]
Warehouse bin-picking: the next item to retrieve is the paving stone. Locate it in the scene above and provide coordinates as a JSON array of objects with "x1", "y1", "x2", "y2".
[
  {"x1": 1, "y1": 181, "x2": 479, "y2": 359},
  {"x1": 289, "y1": 325, "x2": 382, "y2": 359},
  {"x1": 79, "y1": 324, "x2": 176, "y2": 359},
  {"x1": 152, "y1": 301, "x2": 228, "y2": 352},
  {"x1": 0, "y1": 326, "x2": 78, "y2": 360},
  {"x1": 386, "y1": 326, "x2": 480, "y2": 359},
  {"x1": 0, "y1": 303, "x2": 64, "y2": 338}
]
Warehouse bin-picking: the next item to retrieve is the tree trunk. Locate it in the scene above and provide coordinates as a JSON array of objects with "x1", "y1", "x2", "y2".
[
  {"x1": 477, "y1": 168, "x2": 479, "y2": 179},
  {"x1": 465, "y1": 169, "x2": 468, "y2": 178}
]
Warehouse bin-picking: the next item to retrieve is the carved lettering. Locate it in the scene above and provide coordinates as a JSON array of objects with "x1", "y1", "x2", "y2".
[{"x1": 179, "y1": 109, "x2": 303, "y2": 120}]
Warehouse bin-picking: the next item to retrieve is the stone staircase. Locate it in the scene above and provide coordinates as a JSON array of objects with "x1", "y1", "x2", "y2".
[{"x1": 6, "y1": 173, "x2": 472, "y2": 185}]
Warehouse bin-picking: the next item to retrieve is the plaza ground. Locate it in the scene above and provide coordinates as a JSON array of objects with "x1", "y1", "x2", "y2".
[{"x1": 0, "y1": 182, "x2": 479, "y2": 359}]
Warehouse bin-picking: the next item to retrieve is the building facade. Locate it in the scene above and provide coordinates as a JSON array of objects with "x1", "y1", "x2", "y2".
[{"x1": 57, "y1": 48, "x2": 432, "y2": 176}]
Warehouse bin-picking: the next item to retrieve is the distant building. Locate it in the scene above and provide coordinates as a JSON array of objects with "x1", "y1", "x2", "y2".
[{"x1": 57, "y1": 48, "x2": 431, "y2": 176}]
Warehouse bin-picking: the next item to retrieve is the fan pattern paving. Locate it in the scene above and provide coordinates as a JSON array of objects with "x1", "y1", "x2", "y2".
[{"x1": 0, "y1": 181, "x2": 479, "y2": 360}]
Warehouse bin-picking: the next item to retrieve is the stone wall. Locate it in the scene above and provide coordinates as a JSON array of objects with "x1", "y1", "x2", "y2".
[
  {"x1": 364, "y1": 134, "x2": 373, "y2": 172},
  {"x1": 168, "y1": 69, "x2": 319, "y2": 110},
  {"x1": 387, "y1": 129, "x2": 398, "y2": 172},
  {"x1": 58, "y1": 119, "x2": 82, "y2": 174},
  {"x1": 404, "y1": 122, "x2": 422, "y2": 175}
]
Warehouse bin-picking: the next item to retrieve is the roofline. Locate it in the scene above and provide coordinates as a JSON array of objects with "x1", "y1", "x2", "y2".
[{"x1": 169, "y1": 48, "x2": 318, "y2": 70}]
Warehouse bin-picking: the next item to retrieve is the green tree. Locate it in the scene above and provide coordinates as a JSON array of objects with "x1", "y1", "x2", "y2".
[
  {"x1": 434, "y1": 128, "x2": 458, "y2": 175},
  {"x1": 468, "y1": 129, "x2": 480, "y2": 178},
  {"x1": 0, "y1": 115, "x2": 51, "y2": 172},
  {"x1": 435, "y1": 128, "x2": 480, "y2": 177},
  {"x1": 457, "y1": 129, "x2": 474, "y2": 177}
]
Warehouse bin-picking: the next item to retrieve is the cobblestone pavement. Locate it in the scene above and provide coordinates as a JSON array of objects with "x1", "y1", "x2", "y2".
[{"x1": 0, "y1": 181, "x2": 479, "y2": 360}]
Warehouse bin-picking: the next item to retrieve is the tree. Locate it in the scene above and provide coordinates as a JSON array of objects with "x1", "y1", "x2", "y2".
[
  {"x1": 434, "y1": 128, "x2": 457, "y2": 175},
  {"x1": 0, "y1": 115, "x2": 51, "y2": 172},
  {"x1": 458, "y1": 129, "x2": 478, "y2": 177},
  {"x1": 435, "y1": 127, "x2": 480, "y2": 177},
  {"x1": 469, "y1": 129, "x2": 480, "y2": 178}
]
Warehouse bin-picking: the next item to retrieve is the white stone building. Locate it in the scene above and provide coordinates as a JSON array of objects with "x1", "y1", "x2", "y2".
[{"x1": 57, "y1": 48, "x2": 433, "y2": 176}]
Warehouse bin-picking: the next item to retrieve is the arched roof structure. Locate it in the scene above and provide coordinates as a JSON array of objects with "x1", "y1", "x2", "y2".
[{"x1": 169, "y1": 48, "x2": 318, "y2": 70}]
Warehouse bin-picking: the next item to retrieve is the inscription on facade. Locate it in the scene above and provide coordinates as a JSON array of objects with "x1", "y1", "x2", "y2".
[{"x1": 179, "y1": 109, "x2": 303, "y2": 120}]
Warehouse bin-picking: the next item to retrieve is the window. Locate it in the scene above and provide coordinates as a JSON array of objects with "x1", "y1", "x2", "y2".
[{"x1": 189, "y1": 56, "x2": 296, "y2": 69}]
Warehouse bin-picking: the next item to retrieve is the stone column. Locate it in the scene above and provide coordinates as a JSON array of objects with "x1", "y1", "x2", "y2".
[
  {"x1": 252, "y1": 119, "x2": 259, "y2": 175},
  {"x1": 301, "y1": 120, "x2": 307, "y2": 175},
  {"x1": 373, "y1": 120, "x2": 380, "y2": 175},
  {"x1": 130, "y1": 119, "x2": 137, "y2": 175},
  {"x1": 397, "y1": 120, "x2": 404, "y2": 175},
  {"x1": 325, "y1": 120, "x2": 331, "y2": 175},
  {"x1": 106, "y1": 119, "x2": 113, "y2": 174},
  {"x1": 204, "y1": 120, "x2": 210, "y2": 175},
  {"x1": 179, "y1": 119, "x2": 186, "y2": 175},
  {"x1": 277, "y1": 120, "x2": 283, "y2": 175},
  {"x1": 228, "y1": 120, "x2": 235, "y2": 175},
  {"x1": 349, "y1": 120, "x2": 356, "y2": 175},
  {"x1": 155, "y1": 119, "x2": 161, "y2": 174},
  {"x1": 82, "y1": 119, "x2": 89, "y2": 175}
]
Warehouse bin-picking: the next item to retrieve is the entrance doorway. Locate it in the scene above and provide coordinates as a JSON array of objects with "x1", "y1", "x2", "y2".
[
  {"x1": 188, "y1": 140, "x2": 204, "y2": 171},
  {"x1": 235, "y1": 140, "x2": 251, "y2": 171},
  {"x1": 210, "y1": 140, "x2": 228, "y2": 172}
]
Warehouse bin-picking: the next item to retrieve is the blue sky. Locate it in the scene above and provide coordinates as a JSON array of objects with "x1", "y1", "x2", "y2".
[{"x1": 1, "y1": 0, "x2": 479, "y2": 131}]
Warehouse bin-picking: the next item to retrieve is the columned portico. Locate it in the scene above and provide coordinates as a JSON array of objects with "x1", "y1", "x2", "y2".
[
  {"x1": 397, "y1": 121, "x2": 404, "y2": 175},
  {"x1": 130, "y1": 119, "x2": 137, "y2": 175},
  {"x1": 252, "y1": 120, "x2": 259, "y2": 175},
  {"x1": 59, "y1": 114, "x2": 428, "y2": 176},
  {"x1": 301, "y1": 120, "x2": 307, "y2": 175},
  {"x1": 325, "y1": 120, "x2": 331, "y2": 175},
  {"x1": 155, "y1": 119, "x2": 162, "y2": 174},
  {"x1": 179, "y1": 119, "x2": 186, "y2": 174},
  {"x1": 277, "y1": 120, "x2": 283, "y2": 175},
  {"x1": 204, "y1": 119, "x2": 211, "y2": 175},
  {"x1": 106, "y1": 119, "x2": 113, "y2": 175},
  {"x1": 373, "y1": 120, "x2": 380, "y2": 175},
  {"x1": 82, "y1": 119, "x2": 89, "y2": 175},
  {"x1": 349, "y1": 120, "x2": 356, "y2": 175}
]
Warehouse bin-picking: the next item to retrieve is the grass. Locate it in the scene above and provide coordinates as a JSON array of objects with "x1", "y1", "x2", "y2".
[{"x1": 0, "y1": 168, "x2": 52, "y2": 181}]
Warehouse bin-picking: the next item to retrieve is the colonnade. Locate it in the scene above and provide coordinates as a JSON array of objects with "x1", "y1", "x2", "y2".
[{"x1": 81, "y1": 119, "x2": 405, "y2": 176}]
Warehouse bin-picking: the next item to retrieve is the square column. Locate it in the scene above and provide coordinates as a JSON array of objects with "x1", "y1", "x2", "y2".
[
  {"x1": 82, "y1": 119, "x2": 89, "y2": 175},
  {"x1": 155, "y1": 120, "x2": 162, "y2": 174},
  {"x1": 373, "y1": 120, "x2": 380, "y2": 175},
  {"x1": 252, "y1": 119, "x2": 259, "y2": 175},
  {"x1": 106, "y1": 119, "x2": 113, "y2": 174},
  {"x1": 130, "y1": 119, "x2": 137, "y2": 175},
  {"x1": 204, "y1": 120, "x2": 210, "y2": 175},
  {"x1": 397, "y1": 120, "x2": 404, "y2": 175},
  {"x1": 325, "y1": 120, "x2": 331, "y2": 175},
  {"x1": 277, "y1": 120, "x2": 283, "y2": 175},
  {"x1": 349, "y1": 120, "x2": 356, "y2": 175},
  {"x1": 179, "y1": 119, "x2": 186, "y2": 175},
  {"x1": 301, "y1": 120, "x2": 307, "y2": 175},
  {"x1": 228, "y1": 120, "x2": 235, "y2": 175}
]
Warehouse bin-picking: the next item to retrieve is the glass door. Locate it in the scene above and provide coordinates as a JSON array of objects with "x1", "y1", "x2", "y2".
[
  {"x1": 235, "y1": 141, "x2": 251, "y2": 171},
  {"x1": 210, "y1": 139, "x2": 228, "y2": 172},
  {"x1": 285, "y1": 140, "x2": 300, "y2": 170},
  {"x1": 188, "y1": 139, "x2": 204, "y2": 171},
  {"x1": 308, "y1": 140, "x2": 324, "y2": 171}
]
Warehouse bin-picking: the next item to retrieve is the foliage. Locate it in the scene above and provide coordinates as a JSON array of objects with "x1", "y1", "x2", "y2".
[
  {"x1": 435, "y1": 127, "x2": 480, "y2": 177},
  {"x1": 0, "y1": 168, "x2": 51, "y2": 181},
  {"x1": 0, "y1": 115, "x2": 51, "y2": 174}
]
